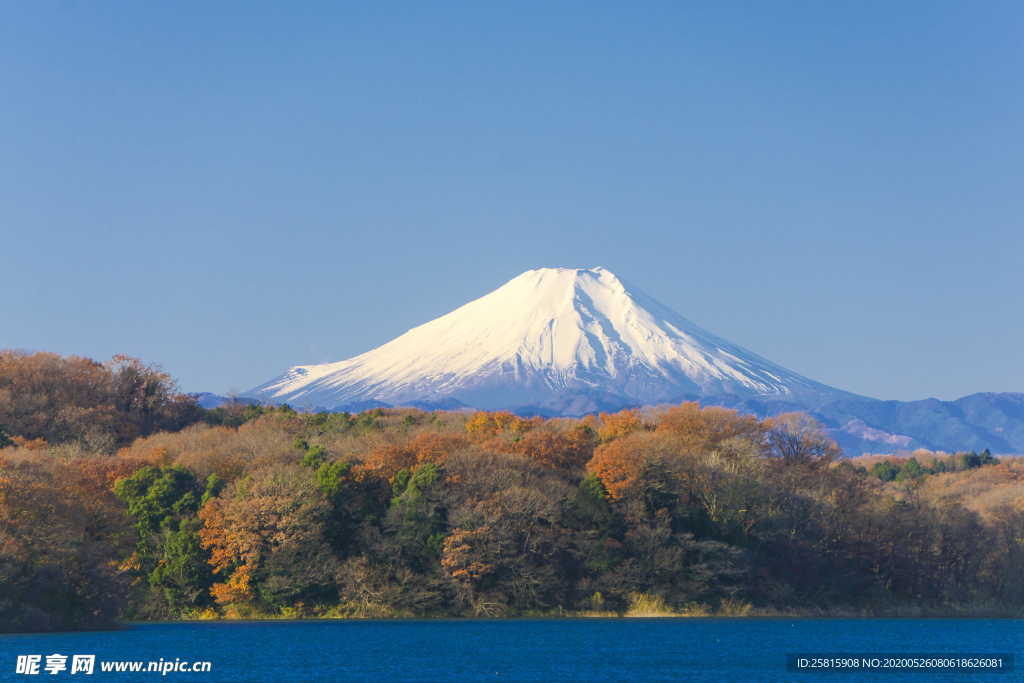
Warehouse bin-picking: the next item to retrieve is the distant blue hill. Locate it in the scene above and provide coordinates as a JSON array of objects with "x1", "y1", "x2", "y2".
[{"x1": 190, "y1": 392, "x2": 260, "y2": 410}]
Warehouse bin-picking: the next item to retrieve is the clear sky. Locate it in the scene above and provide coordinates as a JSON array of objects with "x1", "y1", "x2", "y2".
[{"x1": 2, "y1": 1, "x2": 1021, "y2": 401}]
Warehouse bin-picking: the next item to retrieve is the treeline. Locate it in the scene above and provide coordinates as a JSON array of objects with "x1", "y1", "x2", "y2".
[
  {"x1": 862, "y1": 451, "x2": 998, "y2": 482},
  {"x1": 0, "y1": 351, "x2": 202, "y2": 452},
  {"x1": 4, "y1": 353, "x2": 1024, "y2": 632}
]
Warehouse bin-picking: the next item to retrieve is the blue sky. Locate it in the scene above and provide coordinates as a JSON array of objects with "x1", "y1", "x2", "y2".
[{"x1": 2, "y1": 1, "x2": 1021, "y2": 400}]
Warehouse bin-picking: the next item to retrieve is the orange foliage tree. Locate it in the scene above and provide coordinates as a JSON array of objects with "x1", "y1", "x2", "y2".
[
  {"x1": 408, "y1": 432, "x2": 470, "y2": 465},
  {"x1": 464, "y1": 411, "x2": 539, "y2": 440},
  {"x1": 655, "y1": 402, "x2": 765, "y2": 453},
  {"x1": 596, "y1": 408, "x2": 647, "y2": 442},
  {"x1": 508, "y1": 425, "x2": 597, "y2": 470},
  {"x1": 587, "y1": 431, "x2": 682, "y2": 500},
  {"x1": 359, "y1": 442, "x2": 418, "y2": 481},
  {"x1": 198, "y1": 465, "x2": 336, "y2": 608}
]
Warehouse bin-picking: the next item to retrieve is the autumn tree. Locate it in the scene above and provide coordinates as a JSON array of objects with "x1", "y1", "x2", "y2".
[
  {"x1": 0, "y1": 456, "x2": 132, "y2": 631},
  {"x1": 764, "y1": 412, "x2": 840, "y2": 464},
  {"x1": 655, "y1": 402, "x2": 764, "y2": 454},
  {"x1": 508, "y1": 426, "x2": 596, "y2": 471},
  {"x1": 587, "y1": 431, "x2": 685, "y2": 501},
  {"x1": 408, "y1": 431, "x2": 470, "y2": 465},
  {"x1": 0, "y1": 350, "x2": 202, "y2": 450},
  {"x1": 442, "y1": 486, "x2": 571, "y2": 615},
  {"x1": 464, "y1": 411, "x2": 538, "y2": 440},
  {"x1": 199, "y1": 464, "x2": 338, "y2": 610},
  {"x1": 596, "y1": 408, "x2": 647, "y2": 442}
]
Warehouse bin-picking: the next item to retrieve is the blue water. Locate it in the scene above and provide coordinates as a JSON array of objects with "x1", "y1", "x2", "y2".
[{"x1": 1, "y1": 619, "x2": 1020, "y2": 681}]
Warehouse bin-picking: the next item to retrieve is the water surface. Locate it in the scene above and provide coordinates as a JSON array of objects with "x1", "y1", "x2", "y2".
[{"x1": 2, "y1": 619, "x2": 1020, "y2": 681}]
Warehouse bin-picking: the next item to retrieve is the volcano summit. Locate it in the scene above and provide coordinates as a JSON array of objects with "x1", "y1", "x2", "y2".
[{"x1": 247, "y1": 267, "x2": 847, "y2": 414}]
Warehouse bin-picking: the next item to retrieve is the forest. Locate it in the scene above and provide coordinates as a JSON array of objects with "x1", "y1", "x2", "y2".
[{"x1": 2, "y1": 350, "x2": 1024, "y2": 632}]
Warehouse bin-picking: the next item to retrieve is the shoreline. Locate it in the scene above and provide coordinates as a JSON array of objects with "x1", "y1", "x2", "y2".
[{"x1": 6, "y1": 612, "x2": 1024, "y2": 637}]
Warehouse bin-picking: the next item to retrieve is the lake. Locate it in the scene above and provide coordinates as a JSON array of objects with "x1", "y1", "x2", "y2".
[{"x1": 1, "y1": 619, "x2": 1020, "y2": 681}]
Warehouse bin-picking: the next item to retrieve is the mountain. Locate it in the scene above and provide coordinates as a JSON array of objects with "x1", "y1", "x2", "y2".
[
  {"x1": 190, "y1": 393, "x2": 260, "y2": 410},
  {"x1": 245, "y1": 267, "x2": 1023, "y2": 456},
  {"x1": 812, "y1": 392, "x2": 1024, "y2": 455},
  {"x1": 248, "y1": 267, "x2": 850, "y2": 414}
]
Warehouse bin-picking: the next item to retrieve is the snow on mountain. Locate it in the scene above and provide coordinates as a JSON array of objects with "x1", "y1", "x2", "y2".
[{"x1": 247, "y1": 267, "x2": 846, "y2": 414}]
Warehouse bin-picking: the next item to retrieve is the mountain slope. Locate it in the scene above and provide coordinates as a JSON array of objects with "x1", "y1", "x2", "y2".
[{"x1": 248, "y1": 267, "x2": 847, "y2": 413}]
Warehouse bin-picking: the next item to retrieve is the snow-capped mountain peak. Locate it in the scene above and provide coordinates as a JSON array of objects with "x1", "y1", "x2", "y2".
[{"x1": 247, "y1": 267, "x2": 840, "y2": 413}]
